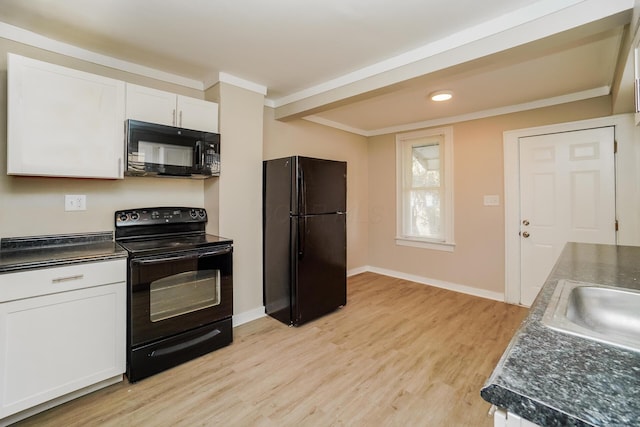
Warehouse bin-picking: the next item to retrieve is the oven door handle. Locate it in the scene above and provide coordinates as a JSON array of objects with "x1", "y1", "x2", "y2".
[
  {"x1": 133, "y1": 246, "x2": 232, "y2": 265},
  {"x1": 199, "y1": 246, "x2": 232, "y2": 258},
  {"x1": 134, "y1": 254, "x2": 198, "y2": 265}
]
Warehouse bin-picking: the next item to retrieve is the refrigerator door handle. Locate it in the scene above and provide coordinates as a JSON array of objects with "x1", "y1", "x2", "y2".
[
  {"x1": 299, "y1": 166, "x2": 306, "y2": 215},
  {"x1": 298, "y1": 216, "x2": 306, "y2": 259}
]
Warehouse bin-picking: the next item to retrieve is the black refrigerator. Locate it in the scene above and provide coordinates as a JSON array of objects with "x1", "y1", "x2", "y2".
[{"x1": 263, "y1": 156, "x2": 347, "y2": 326}]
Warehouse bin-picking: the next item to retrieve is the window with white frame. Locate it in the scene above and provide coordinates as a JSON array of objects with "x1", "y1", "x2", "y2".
[{"x1": 396, "y1": 127, "x2": 454, "y2": 251}]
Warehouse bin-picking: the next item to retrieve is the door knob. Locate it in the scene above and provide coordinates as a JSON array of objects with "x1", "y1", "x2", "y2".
[
  {"x1": 522, "y1": 231, "x2": 530, "y2": 238},
  {"x1": 522, "y1": 220, "x2": 530, "y2": 226}
]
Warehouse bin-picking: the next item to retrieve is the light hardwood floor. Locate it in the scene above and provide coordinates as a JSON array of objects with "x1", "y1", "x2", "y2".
[{"x1": 14, "y1": 272, "x2": 528, "y2": 427}]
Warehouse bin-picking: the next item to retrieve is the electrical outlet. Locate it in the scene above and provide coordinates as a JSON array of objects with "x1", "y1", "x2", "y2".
[
  {"x1": 65, "y1": 195, "x2": 87, "y2": 211},
  {"x1": 483, "y1": 195, "x2": 500, "y2": 206}
]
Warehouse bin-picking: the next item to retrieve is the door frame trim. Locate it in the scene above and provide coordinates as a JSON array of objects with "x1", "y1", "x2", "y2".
[{"x1": 503, "y1": 114, "x2": 630, "y2": 305}]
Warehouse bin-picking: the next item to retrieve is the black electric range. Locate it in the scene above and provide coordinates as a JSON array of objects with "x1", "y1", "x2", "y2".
[{"x1": 115, "y1": 207, "x2": 233, "y2": 382}]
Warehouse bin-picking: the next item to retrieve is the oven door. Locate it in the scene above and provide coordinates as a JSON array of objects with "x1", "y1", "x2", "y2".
[{"x1": 129, "y1": 245, "x2": 232, "y2": 348}]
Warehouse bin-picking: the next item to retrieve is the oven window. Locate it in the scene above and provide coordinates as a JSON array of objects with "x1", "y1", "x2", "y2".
[{"x1": 150, "y1": 269, "x2": 220, "y2": 322}]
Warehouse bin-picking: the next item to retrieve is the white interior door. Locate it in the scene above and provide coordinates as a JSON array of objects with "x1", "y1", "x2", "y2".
[{"x1": 519, "y1": 127, "x2": 616, "y2": 306}]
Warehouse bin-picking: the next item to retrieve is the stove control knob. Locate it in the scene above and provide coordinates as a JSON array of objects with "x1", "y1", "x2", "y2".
[
  {"x1": 190, "y1": 209, "x2": 198, "y2": 219},
  {"x1": 130, "y1": 212, "x2": 140, "y2": 221},
  {"x1": 118, "y1": 213, "x2": 128, "y2": 222},
  {"x1": 199, "y1": 209, "x2": 206, "y2": 219}
]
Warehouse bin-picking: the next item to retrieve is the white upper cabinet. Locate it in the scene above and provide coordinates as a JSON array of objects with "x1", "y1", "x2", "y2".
[
  {"x1": 177, "y1": 95, "x2": 219, "y2": 133},
  {"x1": 124, "y1": 84, "x2": 177, "y2": 127},
  {"x1": 7, "y1": 54, "x2": 125, "y2": 179},
  {"x1": 125, "y1": 83, "x2": 219, "y2": 133}
]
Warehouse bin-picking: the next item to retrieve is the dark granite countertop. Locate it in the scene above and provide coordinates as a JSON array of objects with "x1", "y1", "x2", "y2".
[
  {"x1": 481, "y1": 243, "x2": 640, "y2": 426},
  {"x1": 0, "y1": 232, "x2": 127, "y2": 274}
]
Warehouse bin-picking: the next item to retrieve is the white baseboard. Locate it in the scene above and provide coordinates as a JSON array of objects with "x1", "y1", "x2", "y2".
[
  {"x1": 0, "y1": 375, "x2": 123, "y2": 427},
  {"x1": 353, "y1": 265, "x2": 505, "y2": 302},
  {"x1": 347, "y1": 266, "x2": 370, "y2": 276},
  {"x1": 232, "y1": 266, "x2": 505, "y2": 329},
  {"x1": 232, "y1": 306, "x2": 266, "y2": 327},
  {"x1": 233, "y1": 267, "x2": 367, "y2": 328}
]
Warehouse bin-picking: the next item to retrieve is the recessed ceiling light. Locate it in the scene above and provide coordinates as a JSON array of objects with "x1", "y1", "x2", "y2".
[{"x1": 430, "y1": 90, "x2": 453, "y2": 102}]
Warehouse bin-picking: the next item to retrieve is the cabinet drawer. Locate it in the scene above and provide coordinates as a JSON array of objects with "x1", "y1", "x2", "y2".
[{"x1": 0, "y1": 259, "x2": 126, "y2": 302}]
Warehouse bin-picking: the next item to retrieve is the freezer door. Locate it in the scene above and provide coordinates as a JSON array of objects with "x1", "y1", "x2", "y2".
[
  {"x1": 296, "y1": 157, "x2": 346, "y2": 215},
  {"x1": 292, "y1": 213, "x2": 347, "y2": 325}
]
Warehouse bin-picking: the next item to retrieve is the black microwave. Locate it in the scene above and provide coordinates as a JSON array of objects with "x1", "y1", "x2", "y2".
[{"x1": 125, "y1": 119, "x2": 220, "y2": 178}]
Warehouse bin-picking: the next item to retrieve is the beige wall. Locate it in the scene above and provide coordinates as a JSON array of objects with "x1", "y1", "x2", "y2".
[
  {"x1": 0, "y1": 33, "x2": 627, "y2": 313},
  {"x1": 367, "y1": 96, "x2": 613, "y2": 294},
  {"x1": 263, "y1": 107, "x2": 369, "y2": 271},
  {"x1": 207, "y1": 83, "x2": 265, "y2": 318},
  {"x1": 0, "y1": 38, "x2": 205, "y2": 238},
  {"x1": 0, "y1": 47, "x2": 364, "y2": 321}
]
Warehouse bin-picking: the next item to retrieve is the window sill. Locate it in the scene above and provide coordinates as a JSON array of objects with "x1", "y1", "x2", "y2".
[{"x1": 395, "y1": 237, "x2": 455, "y2": 252}]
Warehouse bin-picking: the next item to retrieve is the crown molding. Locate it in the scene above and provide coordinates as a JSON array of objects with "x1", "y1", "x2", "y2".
[
  {"x1": 303, "y1": 116, "x2": 371, "y2": 136},
  {"x1": 0, "y1": 21, "x2": 267, "y2": 96},
  {"x1": 0, "y1": 22, "x2": 205, "y2": 90},
  {"x1": 217, "y1": 72, "x2": 267, "y2": 95}
]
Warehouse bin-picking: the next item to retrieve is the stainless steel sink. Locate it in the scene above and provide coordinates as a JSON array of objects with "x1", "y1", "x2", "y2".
[{"x1": 541, "y1": 280, "x2": 640, "y2": 352}]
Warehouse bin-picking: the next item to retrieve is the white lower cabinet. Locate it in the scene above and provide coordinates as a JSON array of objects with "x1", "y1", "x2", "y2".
[
  {"x1": 494, "y1": 408, "x2": 541, "y2": 427},
  {"x1": 0, "y1": 260, "x2": 126, "y2": 423}
]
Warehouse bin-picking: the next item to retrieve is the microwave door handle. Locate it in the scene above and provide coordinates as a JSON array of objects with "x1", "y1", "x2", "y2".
[{"x1": 195, "y1": 141, "x2": 202, "y2": 167}]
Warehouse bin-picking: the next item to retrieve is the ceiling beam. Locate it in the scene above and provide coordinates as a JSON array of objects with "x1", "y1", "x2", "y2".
[
  {"x1": 612, "y1": 2, "x2": 640, "y2": 114},
  {"x1": 274, "y1": 0, "x2": 634, "y2": 122}
]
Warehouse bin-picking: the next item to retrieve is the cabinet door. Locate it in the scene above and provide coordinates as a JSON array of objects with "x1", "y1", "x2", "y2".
[
  {"x1": 177, "y1": 95, "x2": 219, "y2": 133},
  {"x1": 125, "y1": 83, "x2": 177, "y2": 127},
  {"x1": 0, "y1": 282, "x2": 125, "y2": 418},
  {"x1": 7, "y1": 54, "x2": 125, "y2": 179}
]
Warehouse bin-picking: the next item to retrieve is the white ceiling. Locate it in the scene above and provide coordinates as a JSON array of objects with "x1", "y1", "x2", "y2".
[{"x1": 0, "y1": 0, "x2": 636, "y2": 136}]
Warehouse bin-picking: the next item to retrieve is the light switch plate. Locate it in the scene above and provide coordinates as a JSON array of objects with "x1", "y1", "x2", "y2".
[
  {"x1": 65, "y1": 194, "x2": 86, "y2": 211},
  {"x1": 484, "y1": 195, "x2": 500, "y2": 206}
]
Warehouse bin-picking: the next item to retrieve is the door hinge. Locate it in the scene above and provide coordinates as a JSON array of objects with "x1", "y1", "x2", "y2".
[
  {"x1": 614, "y1": 140, "x2": 618, "y2": 153},
  {"x1": 615, "y1": 220, "x2": 619, "y2": 231}
]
